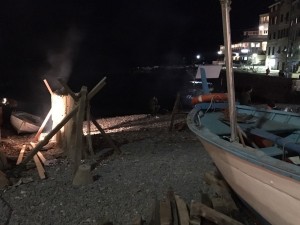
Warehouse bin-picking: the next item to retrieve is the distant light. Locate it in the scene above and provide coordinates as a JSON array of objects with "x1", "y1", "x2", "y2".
[
  {"x1": 241, "y1": 49, "x2": 249, "y2": 53},
  {"x1": 252, "y1": 53, "x2": 257, "y2": 57},
  {"x1": 217, "y1": 51, "x2": 222, "y2": 55},
  {"x1": 259, "y1": 25, "x2": 264, "y2": 30},
  {"x1": 2, "y1": 98, "x2": 7, "y2": 105},
  {"x1": 196, "y1": 54, "x2": 201, "y2": 59}
]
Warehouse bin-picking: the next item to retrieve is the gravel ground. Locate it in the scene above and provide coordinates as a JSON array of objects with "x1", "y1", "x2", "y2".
[{"x1": 0, "y1": 114, "x2": 252, "y2": 225}]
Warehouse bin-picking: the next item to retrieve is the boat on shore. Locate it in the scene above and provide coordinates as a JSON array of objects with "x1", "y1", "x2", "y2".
[
  {"x1": 10, "y1": 111, "x2": 42, "y2": 134},
  {"x1": 187, "y1": 1, "x2": 300, "y2": 225},
  {"x1": 187, "y1": 105, "x2": 300, "y2": 225}
]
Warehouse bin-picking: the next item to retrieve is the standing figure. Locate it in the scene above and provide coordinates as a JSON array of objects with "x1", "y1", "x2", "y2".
[
  {"x1": 149, "y1": 96, "x2": 160, "y2": 117},
  {"x1": 266, "y1": 67, "x2": 270, "y2": 76}
]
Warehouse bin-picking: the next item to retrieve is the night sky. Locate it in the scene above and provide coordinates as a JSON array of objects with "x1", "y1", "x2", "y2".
[{"x1": 0, "y1": 0, "x2": 274, "y2": 85}]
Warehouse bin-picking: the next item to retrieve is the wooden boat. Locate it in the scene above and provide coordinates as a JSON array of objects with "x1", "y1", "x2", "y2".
[
  {"x1": 10, "y1": 111, "x2": 42, "y2": 134},
  {"x1": 187, "y1": 1, "x2": 300, "y2": 224},
  {"x1": 187, "y1": 105, "x2": 300, "y2": 225}
]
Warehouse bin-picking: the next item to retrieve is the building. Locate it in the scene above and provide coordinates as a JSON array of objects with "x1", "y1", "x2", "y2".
[
  {"x1": 219, "y1": 13, "x2": 269, "y2": 66},
  {"x1": 266, "y1": 0, "x2": 300, "y2": 76}
]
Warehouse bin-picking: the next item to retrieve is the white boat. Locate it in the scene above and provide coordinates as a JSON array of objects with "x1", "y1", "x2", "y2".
[
  {"x1": 10, "y1": 111, "x2": 42, "y2": 134},
  {"x1": 187, "y1": 1, "x2": 300, "y2": 225}
]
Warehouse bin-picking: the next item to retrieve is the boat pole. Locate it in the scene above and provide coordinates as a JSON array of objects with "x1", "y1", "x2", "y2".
[{"x1": 220, "y1": 0, "x2": 237, "y2": 141}]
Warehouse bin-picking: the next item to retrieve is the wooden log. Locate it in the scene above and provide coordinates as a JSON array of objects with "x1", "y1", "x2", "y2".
[
  {"x1": 169, "y1": 92, "x2": 181, "y2": 131},
  {"x1": 87, "y1": 77, "x2": 106, "y2": 100},
  {"x1": 91, "y1": 116, "x2": 121, "y2": 154},
  {"x1": 16, "y1": 145, "x2": 27, "y2": 165},
  {"x1": 189, "y1": 201, "x2": 243, "y2": 225},
  {"x1": 190, "y1": 200, "x2": 202, "y2": 225},
  {"x1": 33, "y1": 109, "x2": 52, "y2": 142},
  {"x1": 86, "y1": 102, "x2": 94, "y2": 157},
  {"x1": 149, "y1": 199, "x2": 160, "y2": 225},
  {"x1": 57, "y1": 78, "x2": 79, "y2": 101},
  {"x1": 20, "y1": 105, "x2": 78, "y2": 165},
  {"x1": 174, "y1": 195, "x2": 189, "y2": 225},
  {"x1": 43, "y1": 79, "x2": 53, "y2": 95},
  {"x1": 37, "y1": 151, "x2": 47, "y2": 164},
  {"x1": 33, "y1": 154, "x2": 46, "y2": 179},
  {"x1": 160, "y1": 199, "x2": 172, "y2": 225},
  {"x1": 72, "y1": 86, "x2": 87, "y2": 174}
]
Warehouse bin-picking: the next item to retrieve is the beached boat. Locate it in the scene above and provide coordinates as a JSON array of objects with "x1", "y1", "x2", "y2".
[
  {"x1": 187, "y1": 105, "x2": 300, "y2": 225},
  {"x1": 10, "y1": 111, "x2": 42, "y2": 134},
  {"x1": 187, "y1": 1, "x2": 300, "y2": 224}
]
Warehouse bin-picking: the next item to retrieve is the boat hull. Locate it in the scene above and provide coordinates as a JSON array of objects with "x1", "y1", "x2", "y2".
[
  {"x1": 187, "y1": 107, "x2": 300, "y2": 225},
  {"x1": 10, "y1": 112, "x2": 41, "y2": 134}
]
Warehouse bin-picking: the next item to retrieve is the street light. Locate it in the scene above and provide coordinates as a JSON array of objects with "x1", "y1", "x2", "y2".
[{"x1": 196, "y1": 54, "x2": 201, "y2": 60}]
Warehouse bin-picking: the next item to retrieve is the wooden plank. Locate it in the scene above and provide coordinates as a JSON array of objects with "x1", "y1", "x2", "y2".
[
  {"x1": 72, "y1": 86, "x2": 87, "y2": 174},
  {"x1": 169, "y1": 92, "x2": 180, "y2": 131},
  {"x1": 16, "y1": 145, "x2": 27, "y2": 165},
  {"x1": 189, "y1": 201, "x2": 243, "y2": 225},
  {"x1": 37, "y1": 151, "x2": 47, "y2": 164},
  {"x1": 190, "y1": 200, "x2": 202, "y2": 225},
  {"x1": 57, "y1": 78, "x2": 79, "y2": 101},
  {"x1": 174, "y1": 195, "x2": 189, "y2": 225},
  {"x1": 160, "y1": 199, "x2": 172, "y2": 225},
  {"x1": 43, "y1": 79, "x2": 53, "y2": 95},
  {"x1": 86, "y1": 102, "x2": 94, "y2": 157},
  {"x1": 33, "y1": 109, "x2": 52, "y2": 142},
  {"x1": 149, "y1": 199, "x2": 160, "y2": 225},
  {"x1": 87, "y1": 77, "x2": 106, "y2": 100},
  {"x1": 33, "y1": 154, "x2": 46, "y2": 179}
]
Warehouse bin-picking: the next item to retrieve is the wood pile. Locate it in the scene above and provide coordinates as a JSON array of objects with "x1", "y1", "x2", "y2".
[{"x1": 99, "y1": 170, "x2": 246, "y2": 225}]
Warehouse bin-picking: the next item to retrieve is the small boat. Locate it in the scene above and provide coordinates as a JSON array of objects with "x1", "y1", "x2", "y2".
[
  {"x1": 10, "y1": 111, "x2": 42, "y2": 134},
  {"x1": 187, "y1": 105, "x2": 300, "y2": 225},
  {"x1": 187, "y1": 1, "x2": 300, "y2": 225}
]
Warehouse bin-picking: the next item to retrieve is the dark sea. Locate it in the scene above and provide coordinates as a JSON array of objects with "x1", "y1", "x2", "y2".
[{"x1": 2, "y1": 66, "x2": 224, "y2": 119}]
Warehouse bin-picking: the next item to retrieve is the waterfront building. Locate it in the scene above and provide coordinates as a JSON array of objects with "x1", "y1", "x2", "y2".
[
  {"x1": 218, "y1": 13, "x2": 269, "y2": 67},
  {"x1": 266, "y1": 0, "x2": 300, "y2": 76}
]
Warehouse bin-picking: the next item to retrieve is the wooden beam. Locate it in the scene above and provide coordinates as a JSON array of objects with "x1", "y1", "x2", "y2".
[
  {"x1": 169, "y1": 92, "x2": 181, "y2": 131},
  {"x1": 72, "y1": 86, "x2": 87, "y2": 174},
  {"x1": 189, "y1": 201, "x2": 243, "y2": 225},
  {"x1": 87, "y1": 77, "x2": 106, "y2": 100},
  {"x1": 33, "y1": 154, "x2": 46, "y2": 179},
  {"x1": 16, "y1": 145, "x2": 27, "y2": 165},
  {"x1": 57, "y1": 78, "x2": 78, "y2": 101},
  {"x1": 33, "y1": 109, "x2": 52, "y2": 142},
  {"x1": 174, "y1": 195, "x2": 189, "y2": 225},
  {"x1": 86, "y1": 102, "x2": 94, "y2": 157},
  {"x1": 43, "y1": 79, "x2": 53, "y2": 95},
  {"x1": 91, "y1": 116, "x2": 121, "y2": 154},
  {"x1": 160, "y1": 199, "x2": 172, "y2": 225}
]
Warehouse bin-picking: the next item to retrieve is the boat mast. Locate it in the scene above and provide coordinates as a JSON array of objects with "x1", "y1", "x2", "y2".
[{"x1": 220, "y1": 0, "x2": 237, "y2": 141}]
